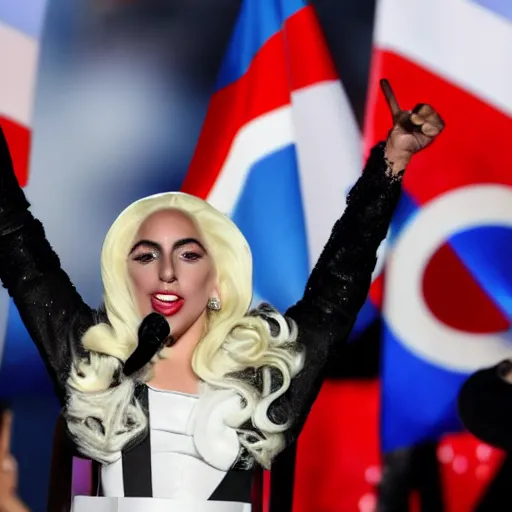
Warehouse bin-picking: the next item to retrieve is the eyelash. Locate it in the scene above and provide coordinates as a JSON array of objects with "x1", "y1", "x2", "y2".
[
  {"x1": 181, "y1": 251, "x2": 202, "y2": 262},
  {"x1": 133, "y1": 251, "x2": 203, "y2": 264},
  {"x1": 134, "y1": 252, "x2": 157, "y2": 264}
]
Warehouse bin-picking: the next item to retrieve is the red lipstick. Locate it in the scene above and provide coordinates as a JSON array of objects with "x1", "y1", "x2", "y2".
[{"x1": 150, "y1": 292, "x2": 184, "y2": 317}]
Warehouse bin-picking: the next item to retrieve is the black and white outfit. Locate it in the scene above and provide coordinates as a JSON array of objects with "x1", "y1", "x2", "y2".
[{"x1": 0, "y1": 126, "x2": 404, "y2": 511}]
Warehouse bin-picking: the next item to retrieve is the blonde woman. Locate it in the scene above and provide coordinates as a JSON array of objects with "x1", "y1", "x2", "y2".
[{"x1": 0, "y1": 80, "x2": 443, "y2": 511}]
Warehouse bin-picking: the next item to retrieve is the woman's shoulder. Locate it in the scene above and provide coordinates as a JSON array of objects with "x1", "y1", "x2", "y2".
[{"x1": 248, "y1": 303, "x2": 299, "y2": 341}]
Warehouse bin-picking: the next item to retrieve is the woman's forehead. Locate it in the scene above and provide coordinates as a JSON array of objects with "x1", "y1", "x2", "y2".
[{"x1": 135, "y1": 208, "x2": 203, "y2": 242}]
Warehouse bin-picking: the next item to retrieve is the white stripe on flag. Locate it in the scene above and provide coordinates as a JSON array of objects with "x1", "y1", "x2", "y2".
[
  {"x1": 0, "y1": 21, "x2": 39, "y2": 126},
  {"x1": 207, "y1": 80, "x2": 363, "y2": 270},
  {"x1": 374, "y1": 0, "x2": 512, "y2": 116},
  {"x1": 385, "y1": 185, "x2": 512, "y2": 372},
  {"x1": 292, "y1": 80, "x2": 362, "y2": 267},
  {"x1": 207, "y1": 105, "x2": 294, "y2": 215}
]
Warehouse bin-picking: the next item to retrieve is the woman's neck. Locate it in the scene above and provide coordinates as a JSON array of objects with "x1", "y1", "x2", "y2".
[{"x1": 147, "y1": 312, "x2": 206, "y2": 394}]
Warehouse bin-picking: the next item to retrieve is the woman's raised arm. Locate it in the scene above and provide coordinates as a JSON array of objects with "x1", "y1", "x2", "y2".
[{"x1": 0, "y1": 126, "x2": 94, "y2": 401}]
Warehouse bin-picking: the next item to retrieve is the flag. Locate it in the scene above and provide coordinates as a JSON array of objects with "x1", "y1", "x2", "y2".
[
  {"x1": 365, "y1": 0, "x2": 512, "y2": 452},
  {"x1": 0, "y1": 1, "x2": 48, "y2": 382},
  {"x1": 182, "y1": 3, "x2": 361, "y2": 506},
  {"x1": 0, "y1": 0, "x2": 47, "y2": 187},
  {"x1": 182, "y1": 0, "x2": 361, "y2": 313}
]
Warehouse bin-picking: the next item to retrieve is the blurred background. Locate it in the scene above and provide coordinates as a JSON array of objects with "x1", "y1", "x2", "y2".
[{"x1": 0, "y1": 0, "x2": 511, "y2": 510}]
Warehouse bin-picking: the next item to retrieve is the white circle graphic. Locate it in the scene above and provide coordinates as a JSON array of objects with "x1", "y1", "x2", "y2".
[{"x1": 385, "y1": 184, "x2": 512, "y2": 373}]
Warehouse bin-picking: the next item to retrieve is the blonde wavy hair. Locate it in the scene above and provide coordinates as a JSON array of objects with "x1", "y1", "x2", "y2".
[{"x1": 66, "y1": 192, "x2": 304, "y2": 468}]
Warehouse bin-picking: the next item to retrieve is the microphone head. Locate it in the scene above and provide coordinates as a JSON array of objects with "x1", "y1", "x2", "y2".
[
  {"x1": 122, "y1": 314, "x2": 173, "y2": 377},
  {"x1": 138, "y1": 313, "x2": 171, "y2": 348}
]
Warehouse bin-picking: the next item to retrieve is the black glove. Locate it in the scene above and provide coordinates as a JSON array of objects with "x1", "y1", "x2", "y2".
[{"x1": 123, "y1": 313, "x2": 173, "y2": 377}]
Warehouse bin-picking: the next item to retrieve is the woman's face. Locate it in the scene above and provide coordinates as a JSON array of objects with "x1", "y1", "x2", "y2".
[{"x1": 127, "y1": 208, "x2": 218, "y2": 340}]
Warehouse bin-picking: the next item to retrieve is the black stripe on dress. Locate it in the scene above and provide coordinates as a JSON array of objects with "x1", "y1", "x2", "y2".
[{"x1": 121, "y1": 384, "x2": 153, "y2": 497}]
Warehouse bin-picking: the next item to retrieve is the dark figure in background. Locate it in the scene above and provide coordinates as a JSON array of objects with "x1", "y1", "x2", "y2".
[{"x1": 458, "y1": 361, "x2": 512, "y2": 510}]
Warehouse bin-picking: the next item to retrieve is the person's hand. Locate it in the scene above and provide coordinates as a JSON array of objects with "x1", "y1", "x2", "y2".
[
  {"x1": 0, "y1": 411, "x2": 16, "y2": 498},
  {"x1": 0, "y1": 495, "x2": 29, "y2": 512},
  {"x1": 0, "y1": 411, "x2": 28, "y2": 512},
  {"x1": 380, "y1": 79, "x2": 445, "y2": 174}
]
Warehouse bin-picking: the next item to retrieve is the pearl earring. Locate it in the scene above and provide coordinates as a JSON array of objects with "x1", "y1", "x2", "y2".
[{"x1": 207, "y1": 297, "x2": 221, "y2": 311}]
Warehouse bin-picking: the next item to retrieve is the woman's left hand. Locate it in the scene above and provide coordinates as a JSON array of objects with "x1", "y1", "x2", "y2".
[{"x1": 380, "y1": 78, "x2": 445, "y2": 174}]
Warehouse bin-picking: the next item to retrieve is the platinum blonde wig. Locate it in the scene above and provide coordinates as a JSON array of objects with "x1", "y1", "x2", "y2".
[{"x1": 66, "y1": 192, "x2": 304, "y2": 468}]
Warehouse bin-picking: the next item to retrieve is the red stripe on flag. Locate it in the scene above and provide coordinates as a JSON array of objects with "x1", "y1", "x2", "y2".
[
  {"x1": 182, "y1": 6, "x2": 339, "y2": 199},
  {"x1": 293, "y1": 380, "x2": 381, "y2": 512},
  {"x1": 285, "y1": 6, "x2": 338, "y2": 92},
  {"x1": 0, "y1": 117, "x2": 30, "y2": 187},
  {"x1": 292, "y1": 379, "x2": 504, "y2": 512},
  {"x1": 368, "y1": 272, "x2": 384, "y2": 309},
  {"x1": 363, "y1": 50, "x2": 512, "y2": 206}
]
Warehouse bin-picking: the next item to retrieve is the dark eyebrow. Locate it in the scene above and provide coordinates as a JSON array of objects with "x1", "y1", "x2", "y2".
[
  {"x1": 173, "y1": 238, "x2": 207, "y2": 253},
  {"x1": 129, "y1": 240, "x2": 162, "y2": 254},
  {"x1": 129, "y1": 238, "x2": 207, "y2": 255}
]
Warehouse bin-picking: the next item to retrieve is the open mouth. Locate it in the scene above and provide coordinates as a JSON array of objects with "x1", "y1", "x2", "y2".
[{"x1": 150, "y1": 293, "x2": 184, "y2": 316}]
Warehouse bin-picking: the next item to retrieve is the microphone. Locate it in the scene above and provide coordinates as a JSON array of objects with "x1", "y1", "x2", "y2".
[{"x1": 123, "y1": 313, "x2": 173, "y2": 377}]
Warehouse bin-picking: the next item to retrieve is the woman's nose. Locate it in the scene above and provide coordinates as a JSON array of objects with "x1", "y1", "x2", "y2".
[{"x1": 159, "y1": 260, "x2": 176, "y2": 283}]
